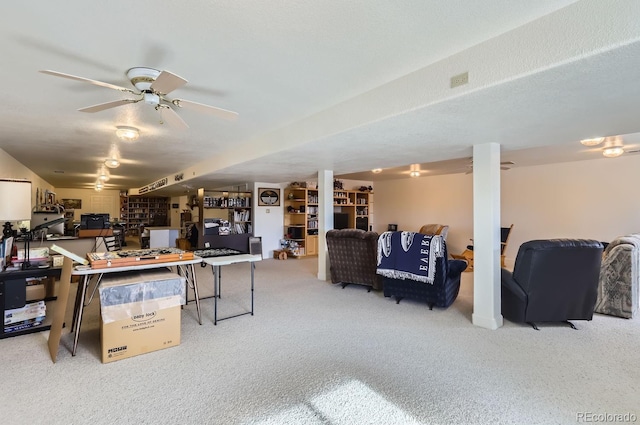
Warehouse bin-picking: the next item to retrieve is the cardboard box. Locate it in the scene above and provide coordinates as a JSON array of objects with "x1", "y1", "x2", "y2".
[
  {"x1": 100, "y1": 298, "x2": 181, "y2": 363},
  {"x1": 98, "y1": 270, "x2": 186, "y2": 363}
]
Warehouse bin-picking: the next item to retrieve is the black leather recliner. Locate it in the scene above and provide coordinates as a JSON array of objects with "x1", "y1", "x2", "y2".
[{"x1": 501, "y1": 239, "x2": 603, "y2": 329}]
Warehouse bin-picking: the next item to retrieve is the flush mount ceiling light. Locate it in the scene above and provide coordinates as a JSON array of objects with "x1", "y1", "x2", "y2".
[
  {"x1": 602, "y1": 137, "x2": 625, "y2": 158},
  {"x1": 409, "y1": 163, "x2": 421, "y2": 177},
  {"x1": 580, "y1": 137, "x2": 605, "y2": 146},
  {"x1": 97, "y1": 164, "x2": 110, "y2": 181},
  {"x1": 115, "y1": 125, "x2": 139, "y2": 142},
  {"x1": 104, "y1": 144, "x2": 121, "y2": 168},
  {"x1": 95, "y1": 181, "x2": 104, "y2": 192},
  {"x1": 371, "y1": 168, "x2": 382, "y2": 174}
]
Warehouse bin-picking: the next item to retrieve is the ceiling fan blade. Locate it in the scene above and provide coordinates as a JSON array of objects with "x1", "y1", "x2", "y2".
[
  {"x1": 78, "y1": 98, "x2": 140, "y2": 113},
  {"x1": 150, "y1": 70, "x2": 188, "y2": 95},
  {"x1": 39, "y1": 70, "x2": 135, "y2": 93},
  {"x1": 173, "y1": 99, "x2": 239, "y2": 121},
  {"x1": 159, "y1": 106, "x2": 189, "y2": 129},
  {"x1": 500, "y1": 161, "x2": 515, "y2": 165},
  {"x1": 500, "y1": 166, "x2": 511, "y2": 170}
]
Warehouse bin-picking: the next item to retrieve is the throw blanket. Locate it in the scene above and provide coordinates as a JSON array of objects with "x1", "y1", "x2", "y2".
[{"x1": 376, "y1": 231, "x2": 444, "y2": 284}]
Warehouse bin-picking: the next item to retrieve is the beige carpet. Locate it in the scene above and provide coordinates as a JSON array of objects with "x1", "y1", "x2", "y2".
[{"x1": 1, "y1": 257, "x2": 638, "y2": 425}]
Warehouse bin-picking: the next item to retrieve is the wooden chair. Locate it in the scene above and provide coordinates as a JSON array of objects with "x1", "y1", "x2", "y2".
[
  {"x1": 418, "y1": 224, "x2": 449, "y2": 241},
  {"x1": 453, "y1": 224, "x2": 514, "y2": 270}
]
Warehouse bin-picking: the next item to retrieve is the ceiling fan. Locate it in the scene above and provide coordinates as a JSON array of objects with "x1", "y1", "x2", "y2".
[
  {"x1": 464, "y1": 159, "x2": 514, "y2": 174},
  {"x1": 39, "y1": 67, "x2": 239, "y2": 128}
]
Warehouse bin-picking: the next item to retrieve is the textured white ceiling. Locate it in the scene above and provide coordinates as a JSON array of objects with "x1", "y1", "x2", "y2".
[{"x1": 2, "y1": 1, "x2": 640, "y2": 196}]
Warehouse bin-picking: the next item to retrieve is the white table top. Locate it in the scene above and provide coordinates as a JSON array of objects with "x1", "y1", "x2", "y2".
[
  {"x1": 201, "y1": 254, "x2": 263, "y2": 266},
  {"x1": 71, "y1": 256, "x2": 204, "y2": 276}
]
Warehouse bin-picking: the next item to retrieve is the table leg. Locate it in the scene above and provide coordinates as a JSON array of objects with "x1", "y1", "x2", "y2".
[
  {"x1": 213, "y1": 265, "x2": 220, "y2": 325},
  {"x1": 189, "y1": 263, "x2": 202, "y2": 325},
  {"x1": 71, "y1": 275, "x2": 89, "y2": 356},
  {"x1": 250, "y1": 262, "x2": 255, "y2": 316}
]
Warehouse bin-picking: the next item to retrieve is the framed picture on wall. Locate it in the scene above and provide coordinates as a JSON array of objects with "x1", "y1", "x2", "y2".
[
  {"x1": 257, "y1": 188, "x2": 280, "y2": 206},
  {"x1": 61, "y1": 199, "x2": 82, "y2": 210},
  {"x1": 172, "y1": 203, "x2": 179, "y2": 209}
]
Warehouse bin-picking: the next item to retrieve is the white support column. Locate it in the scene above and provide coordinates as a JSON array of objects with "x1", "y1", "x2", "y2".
[
  {"x1": 472, "y1": 143, "x2": 504, "y2": 330},
  {"x1": 317, "y1": 170, "x2": 333, "y2": 280}
]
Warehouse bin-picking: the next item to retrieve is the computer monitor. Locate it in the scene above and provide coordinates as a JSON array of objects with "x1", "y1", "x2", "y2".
[
  {"x1": 80, "y1": 213, "x2": 110, "y2": 230},
  {"x1": 30, "y1": 211, "x2": 65, "y2": 236}
]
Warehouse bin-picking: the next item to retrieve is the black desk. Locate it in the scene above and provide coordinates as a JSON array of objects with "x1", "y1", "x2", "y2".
[{"x1": 0, "y1": 267, "x2": 62, "y2": 339}]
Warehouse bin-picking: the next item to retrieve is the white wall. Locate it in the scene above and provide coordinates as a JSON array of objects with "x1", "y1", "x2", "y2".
[
  {"x1": 0, "y1": 148, "x2": 54, "y2": 211},
  {"x1": 253, "y1": 182, "x2": 286, "y2": 257},
  {"x1": 374, "y1": 155, "x2": 640, "y2": 266},
  {"x1": 54, "y1": 188, "x2": 120, "y2": 221}
]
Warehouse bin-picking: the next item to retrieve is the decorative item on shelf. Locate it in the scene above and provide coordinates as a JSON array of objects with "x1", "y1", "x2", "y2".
[
  {"x1": 288, "y1": 192, "x2": 295, "y2": 200},
  {"x1": 289, "y1": 182, "x2": 301, "y2": 188},
  {"x1": 187, "y1": 195, "x2": 198, "y2": 210},
  {"x1": 358, "y1": 185, "x2": 373, "y2": 192},
  {"x1": 333, "y1": 179, "x2": 344, "y2": 190}
]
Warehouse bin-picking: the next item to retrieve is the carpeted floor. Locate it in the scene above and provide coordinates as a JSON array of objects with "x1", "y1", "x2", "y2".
[{"x1": 1, "y1": 256, "x2": 638, "y2": 425}]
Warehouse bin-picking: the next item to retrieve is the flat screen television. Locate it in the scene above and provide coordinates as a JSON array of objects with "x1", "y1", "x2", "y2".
[
  {"x1": 80, "y1": 213, "x2": 110, "y2": 230},
  {"x1": 334, "y1": 212, "x2": 350, "y2": 230}
]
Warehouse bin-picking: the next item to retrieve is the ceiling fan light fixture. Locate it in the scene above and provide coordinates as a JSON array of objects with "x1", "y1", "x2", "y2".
[
  {"x1": 116, "y1": 126, "x2": 139, "y2": 142},
  {"x1": 580, "y1": 137, "x2": 605, "y2": 146},
  {"x1": 126, "y1": 67, "x2": 161, "y2": 91},
  {"x1": 409, "y1": 170, "x2": 420, "y2": 178},
  {"x1": 95, "y1": 181, "x2": 104, "y2": 191},
  {"x1": 371, "y1": 168, "x2": 382, "y2": 174}
]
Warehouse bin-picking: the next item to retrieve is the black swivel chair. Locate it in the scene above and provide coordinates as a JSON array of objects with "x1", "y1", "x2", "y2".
[{"x1": 501, "y1": 239, "x2": 604, "y2": 330}]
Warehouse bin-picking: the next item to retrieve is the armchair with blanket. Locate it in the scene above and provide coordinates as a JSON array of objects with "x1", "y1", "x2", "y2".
[{"x1": 376, "y1": 231, "x2": 467, "y2": 309}]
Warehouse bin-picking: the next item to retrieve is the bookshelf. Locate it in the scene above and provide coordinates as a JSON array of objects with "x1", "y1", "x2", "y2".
[
  {"x1": 120, "y1": 195, "x2": 170, "y2": 236},
  {"x1": 333, "y1": 190, "x2": 373, "y2": 231},
  {"x1": 1, "y1": 268, "x2": 61, "y2": 339},
  {"x1": 201, "y1": 190, "x2": 252, "y2": 234},
  {"x1": 283, "y1": 187, "x2": 319, "y2": 256}
]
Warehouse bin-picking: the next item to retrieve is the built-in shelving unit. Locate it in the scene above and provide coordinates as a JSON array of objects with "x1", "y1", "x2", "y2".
[
  {"x1": 201, "y1": 190, "x2": 252, "y2": 234},
  {"x1": 120, "y1": 195, "x2": 169, "y2": 236},
  {"x1": 334, "y1": 190, "x2": 373, "y2": 231},
  {"x1": 283, "y1": 186, "x2": 319, "y2": 256}
]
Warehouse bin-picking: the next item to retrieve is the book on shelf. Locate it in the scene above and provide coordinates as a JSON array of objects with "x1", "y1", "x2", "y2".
[
  {"x1": 4, "y1": 300, "x2": 46, "y2": 325},
  {"x1": 4, "y1": 316, "x2": 45, "y2": 333},
  {"x1": 5, "y1": 307, "x2": 46, "y2": 325}
]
